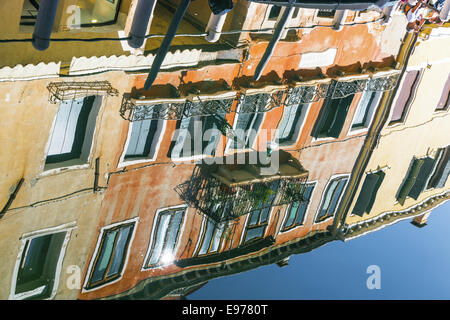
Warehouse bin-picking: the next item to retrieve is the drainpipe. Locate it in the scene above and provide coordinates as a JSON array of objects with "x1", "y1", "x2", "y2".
[
  {"x1": 253, "y1": 5, "x2": 294, "y2": 81},
  {"x1": 144, "y1": 0, "x2": 191, "y2": 90},
  {"x1": 205, "y1": 12, "x2": 228, "y2": 43},
  {"x1": 128, "y1": 0, "x2": 157, "y2": 49},
  {"x1": 440, "y1": 0, "x2": 450, "y2": 22},
  {"x1": 32, "y1": 0, "x2": 59, "y2": 51},
  {"x1": 332, "y1": 10, "x2": 348, "y2": 31}
]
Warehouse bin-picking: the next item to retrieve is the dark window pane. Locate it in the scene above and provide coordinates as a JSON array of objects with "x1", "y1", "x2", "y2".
[{"x1": 106, "y1": 226, "x2": 132, "y2": 278}]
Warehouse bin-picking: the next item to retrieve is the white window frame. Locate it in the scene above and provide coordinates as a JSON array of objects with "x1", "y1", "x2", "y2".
[
  {"x1": 41, "y1": 95, "x2": 103, "y2": 175},
  {"x1": 82, "y1": 217, "x2": 139, "y2": 293},
  {"x1": 275, "y1": 102, "x2": 312, "y2": 147},
  {"x1": 141, "y1": 204, "x2": 188, "y2": 271},
  {"x1": 118, "y1": 118, "x2": 167, "y2": 168},
  {"x1": 9, "y1": 222, "x2": 76, "y2": 300},
  {"x1": 313, "y1": 173, "x2": 350, "y2": 224},
  {"x1": 347, "y1": 90, "x2": 382, "y2": 136},
  {"x1": 225, "y1": 105, "x2": 266, "y2": 155},
  {"x1": 193, "y1": 217, "x2": 228, "y2": 257}
]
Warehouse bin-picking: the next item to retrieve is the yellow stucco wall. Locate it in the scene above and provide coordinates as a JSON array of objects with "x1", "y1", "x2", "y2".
[{"x1": 345, "y1": 33, "x2": 450, "y2": 226}]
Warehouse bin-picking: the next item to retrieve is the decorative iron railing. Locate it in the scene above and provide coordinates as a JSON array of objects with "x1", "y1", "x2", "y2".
[
  {"x1": 120, "y1": 97, "x2": 187, "y2": 121},
  {"x1": 175, "y1": 151, "x2": 309, "y2": 222},
  {"x1": 237, "y1": 90, "x2": 285, "y2": 113},
  {"x1": 47, "y1": 81, "x2": 118, "y2": 103},
  {"x1": 284, "y1": 83, "x2": 330, "y2": 106},
  {"x1": 120, "y1": 95, "x2": 235, "y2": 122}
]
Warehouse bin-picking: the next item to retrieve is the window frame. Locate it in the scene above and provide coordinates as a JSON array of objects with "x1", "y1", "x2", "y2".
[
  {"x1": 241, "y1": 206, "x2": 274, "y2": 245},
  {"x1": 435, "y1": 74, "x2": 450, "y2": 112},
  {"x1": 43, "y1": 95, "x2": 103, "y2": 174},
  {"x1": 142, "y1": 205, "x2": 187, "y2": 270},
  {"x1": 9, "y1": 222, "x2": 74, "y2": 300},
  {"x1": 348, "y1": 90, "x2": 382, "y2": 135},
  {"x1": 314, "y1": 174, "x2": 349, "y2": 223},
  {"x1": 118, "y1": 118, "x2": 167, "y2": 168},
  {"x1": 311, "y1": 93, "x2": 355, "y2": 141},
  {"x1": 280, "y1": 182, "x2": 316, "y2": 232},
  {"x1": 276, "y1": 102, "x2": 312, "y2": 147},
  {"x1": 388, "y1": 68, "x2": 424, "y2": 127},
  {"x1": 194, "y1": 218, "x2": 228, "y2": 257},
  {"x1": 83, "y1": 218, "x2": 138, "y2": 292}
]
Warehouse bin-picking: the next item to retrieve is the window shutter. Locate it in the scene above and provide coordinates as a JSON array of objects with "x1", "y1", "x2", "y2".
[
  {"x1": 408, "y1": 157, "x2": 436, "y2": 199},
  {"x1": 390, "y1": 70, "x2": 419, "y2": 123},
  {"x1": 352, "y1": 173, "x2": 381, "y2": 216},
  {"x1": 365, "y1": 170, "x2": 385, "y2": 214},
  {"x1": 328, "y1": 94, "x2": 354, "y2": 138},
  {"x1": 311, "y1": 98, "x2": 333, "y2": 138},
  {"x1": 397, "y1": 158, "x2": 424, "y2": 205}
]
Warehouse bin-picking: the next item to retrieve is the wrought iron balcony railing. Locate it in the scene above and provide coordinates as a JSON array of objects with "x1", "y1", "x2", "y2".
[
  {"x1": 176, "y1": 150, "x2": 309, "y2": 222},
  {"x1": 237, "y1": 85, "x2": 287, "y2": 113},
  {"x1": 47, "y1": 81, "x2": 118, "y2": 103}
]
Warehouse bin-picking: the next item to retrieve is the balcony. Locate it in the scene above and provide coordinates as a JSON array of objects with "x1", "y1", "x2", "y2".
[{"x1": 176, "y1": 150, "x2": 309, "y2": 222}]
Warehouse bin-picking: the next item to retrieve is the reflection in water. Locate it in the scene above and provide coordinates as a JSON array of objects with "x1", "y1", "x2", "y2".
[{"x1": 1, "y1": 0, "x2": 449, "y2": 301}]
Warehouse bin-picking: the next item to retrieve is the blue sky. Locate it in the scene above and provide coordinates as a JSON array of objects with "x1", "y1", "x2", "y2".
[{"x1": 190, "y1": 201, "x2": 450, "y2": 300}]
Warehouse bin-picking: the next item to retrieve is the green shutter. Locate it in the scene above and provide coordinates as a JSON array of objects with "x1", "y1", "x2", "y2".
[
  {"x1": 408, "y1": 157, "x2": 435, "y2": 199},
  {"x1": 397, "y1": 158, "x2": 424, "y2": 206},
  {"x1": 352, "y1": 172, "x2": 381, "y2": 216}
]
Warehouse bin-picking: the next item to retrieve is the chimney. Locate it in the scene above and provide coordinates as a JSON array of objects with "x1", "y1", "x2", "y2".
[{"x1": 411, "y1": 211, "x2": 431, "y2": 228}]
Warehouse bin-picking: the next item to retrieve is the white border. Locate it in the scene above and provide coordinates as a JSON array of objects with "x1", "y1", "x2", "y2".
[
  {"x1": 141, "y1": 204, "x2": 188, "y2": 271},
  {"x1": 9, "y1": 222, "x2": 76, "y2": 300},
  {"x1": 82, "y1": 216, "x2": 139, "y2": 293}
]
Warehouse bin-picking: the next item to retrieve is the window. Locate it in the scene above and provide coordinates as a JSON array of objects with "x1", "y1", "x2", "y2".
[
  {"x1": 352, "y1": 171, "x2": 385, "y2": 216},
  {"x1": 231, "y1": 112, "x2": 264, "y2": 149},
  {"x1": 316, "y1": 176, "x2": 348, "y2": 222},
  {"x1": 243, "y1": 181, "x2": 278, "y2": 243},
  {"x1": 195, "y1": 219, "x2": 226, "y2": 256},
  {"x1": 350, "y1": 91, "x2": 382, "y2": 131},
  {"x1": 144, "y1": 207, "x2": 186, "y2": 268},
  {"x1": 317, "y1": 9, "x2": 336, "y2": 18},
  {"x1": 436, "y1": 74, "x2": 450, "y2": 111},
  {"x1": 389, "y1": 70, "x2": 421, "y2": 125},
  {"x1": 427, "y1": 146, "x2": 450, "y2": 189},
  {"x1": 276, "y1": 103, "x2": 310, "y2": 146},
  {"x1": 171, "y1": 114, "x2": 224, "y2": 159},
  {"x1": 396, "y1": 157, "x2": 436, "y2": 205},
  {"x1": 312, "y1": 94, "x2": 355, "y2": 139},
  {"x1": 45, "y1": 95, "x2": 101, "y2": 170},
  {"x1": 268, "y1": 5, "x2": 282, "y2": 21},
  {"x1": 13, "y1": 231, "x2": 67, "y2": 300},
  {"x1": 85, "y1": 221, "x2": 135, "y2": 290},
  {"x1": 281, "y1": 183, "x2": 315, "y2": 231},
  {"x1": 20, "y1": 0, "x2": 39, "y2": 26},
  {"x1": 77, "y1": 0, "x2": 122, "y2": 27},
  {"x1": 123, "y1": 117, "x2": 164, "y2": 162}
]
